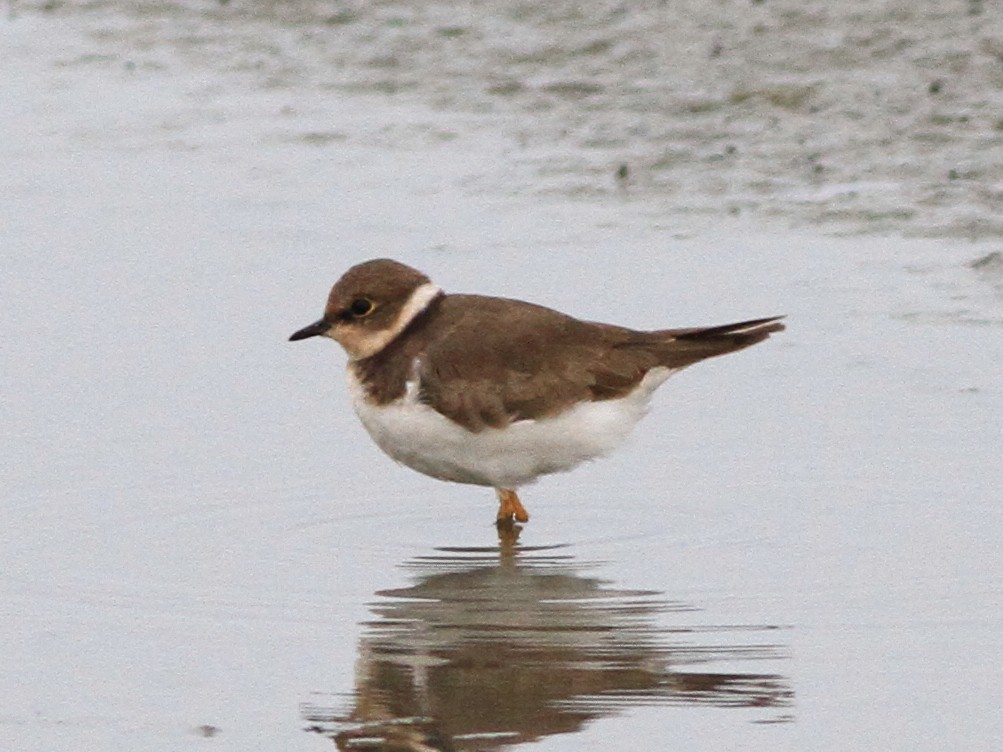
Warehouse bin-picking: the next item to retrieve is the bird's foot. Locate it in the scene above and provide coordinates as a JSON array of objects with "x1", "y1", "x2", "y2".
[{"x1": 495, "y1": 488, "x2": 529, "y2": 524}]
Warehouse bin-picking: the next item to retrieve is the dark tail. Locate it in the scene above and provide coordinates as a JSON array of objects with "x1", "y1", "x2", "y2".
[
  {"x1": 646, "y1": 316, "x2": 785, "y2": 369},
  {"x1": 672, "y1": 315, "x2": 785, "y2": 341}
]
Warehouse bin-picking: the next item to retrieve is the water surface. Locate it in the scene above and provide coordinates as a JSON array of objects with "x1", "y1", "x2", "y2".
[{"x1": 1, "y1": 5, "x2": 1001, "y2": 752}]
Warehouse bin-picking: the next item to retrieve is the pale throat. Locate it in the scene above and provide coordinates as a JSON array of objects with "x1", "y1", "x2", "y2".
[{"x1": 330, "y1": 282, "x2": 441, "y2": 360}]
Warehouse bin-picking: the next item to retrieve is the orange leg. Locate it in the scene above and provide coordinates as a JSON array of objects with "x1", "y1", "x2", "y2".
[{"x1": 495, "y1": 488, "x2": 530, "y2": 523}]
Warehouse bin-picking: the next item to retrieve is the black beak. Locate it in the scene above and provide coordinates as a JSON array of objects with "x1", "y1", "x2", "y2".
[{"x1": 289, "y1": 318, "x2": 332, "y2": 342}]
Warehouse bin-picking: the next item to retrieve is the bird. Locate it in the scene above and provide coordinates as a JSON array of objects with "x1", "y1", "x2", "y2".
[{"x1": 289, "y1": 258, "x2": 784, "y2": 527}]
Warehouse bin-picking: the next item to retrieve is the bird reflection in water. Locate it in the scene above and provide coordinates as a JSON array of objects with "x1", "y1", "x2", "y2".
[{"x1": 303, "y1": 540, "x2": 792, "y2": 750}]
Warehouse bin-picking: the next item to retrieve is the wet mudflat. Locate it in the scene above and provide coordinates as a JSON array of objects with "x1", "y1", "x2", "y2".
[{"x1": 2, "y1": 3, "x2": 1001, "y2": 751}]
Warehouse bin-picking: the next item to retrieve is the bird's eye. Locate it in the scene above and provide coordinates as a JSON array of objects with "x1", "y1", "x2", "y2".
[{"x1": 349, "y1": 298, "x2": 374, "y2": 317}]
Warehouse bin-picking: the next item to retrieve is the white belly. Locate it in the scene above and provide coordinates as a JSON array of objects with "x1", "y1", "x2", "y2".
[{"x1": 346, "y1": 367, "x2": 675, "y2": 489}]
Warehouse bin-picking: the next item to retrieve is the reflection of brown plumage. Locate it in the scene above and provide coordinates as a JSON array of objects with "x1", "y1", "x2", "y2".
[{"x1": 303, "y1": 549, "x2": 792, "y2": 750}]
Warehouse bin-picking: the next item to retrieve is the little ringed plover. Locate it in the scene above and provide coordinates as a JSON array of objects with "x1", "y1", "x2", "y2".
[{"x1": 290, "y1": 258, "x2": 784, "y2": 526}]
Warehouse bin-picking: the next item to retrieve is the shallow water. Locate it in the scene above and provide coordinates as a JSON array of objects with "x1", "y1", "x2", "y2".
[
  {"x1": 302, "y1": 545, "x2": 791, "y2": 749},
  {"x1": 2, "y1": 4, "x2": 1002, "y2": 752}
]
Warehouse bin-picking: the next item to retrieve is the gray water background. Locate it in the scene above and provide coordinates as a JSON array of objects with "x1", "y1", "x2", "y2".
[{"x1": 2, "y1": 2, "x2": 1001, "y2": 751}]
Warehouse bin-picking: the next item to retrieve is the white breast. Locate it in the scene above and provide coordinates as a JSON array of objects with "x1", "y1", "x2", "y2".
[{"x1": 346, "y1": 365, "x2": 676, "y2": 489}]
